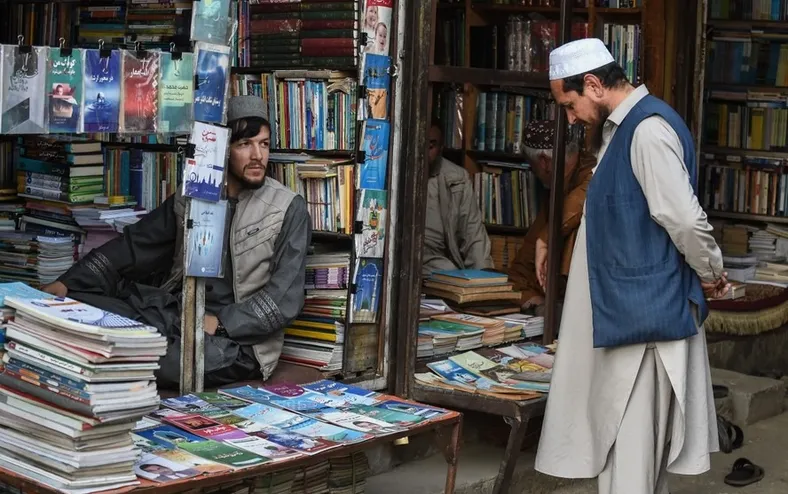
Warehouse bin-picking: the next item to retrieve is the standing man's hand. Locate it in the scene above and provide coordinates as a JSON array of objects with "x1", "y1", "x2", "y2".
[
  {"x1": 41, "y1": 281, "x2": 68, "y2": 298},
  {"x1": 535, "y1": 238, "x2": 548, "y2": 290},
  {"x1": 203, "y1": 314, "x2": 219, "y2": 335},
  {"x1": 522, "y1": 295, "x2": 545, "y2": 311},
  {"x1": 701, "y1": 272, "x2": 731, "y2": 299}
]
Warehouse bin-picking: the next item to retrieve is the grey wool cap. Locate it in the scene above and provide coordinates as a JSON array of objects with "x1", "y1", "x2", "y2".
[{"x1": 227, "y1": 95, "x2": 269, "y2": 122}]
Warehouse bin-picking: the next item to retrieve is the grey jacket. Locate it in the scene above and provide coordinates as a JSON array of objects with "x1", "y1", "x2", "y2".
[{"x1": 423, "y1": 158, "x2": 493, "y2": 276}]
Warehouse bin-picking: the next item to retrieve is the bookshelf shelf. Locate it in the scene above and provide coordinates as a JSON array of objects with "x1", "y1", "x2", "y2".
[
  {"x1": 231, "y1": 66, "x2": 357, "y2": 74},
  {"x1": 707, "y1": 19, "x2": 788, "y2": 29},
  {"x1": 707, "y1": 83, "x2": 788, "y2": 93},
  {"x1": 312, "y1": 231, "x2": 353, "y2": 242},
  {"x1": 707, "y1": 211, "x2": 788, "y2": 225},
  {"x1": 428, "y1": 65, "x2": 550, "y2": 89},
  {"x1": 702, "y1": 146, "x2": 788, "y2": 160},
  {"x1": 467, "y1": 150, "x2": 529, "y2": 162},
  {"x1": 485, "y1": 224, "x2": 528, "y2": 235}
]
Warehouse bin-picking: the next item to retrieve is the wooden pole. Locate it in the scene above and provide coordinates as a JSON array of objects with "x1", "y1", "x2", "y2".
[
  {"x1": 179, "y1": 198, "x2": 196, "y2": 394},
  {"x1": 543, "y1": 0, "x2": 574, "y2": 345}
]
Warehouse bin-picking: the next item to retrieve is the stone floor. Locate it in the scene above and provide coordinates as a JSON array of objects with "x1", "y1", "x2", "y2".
[{"x1": 367, "y1": 411, "x2": 788, "y2": 494}]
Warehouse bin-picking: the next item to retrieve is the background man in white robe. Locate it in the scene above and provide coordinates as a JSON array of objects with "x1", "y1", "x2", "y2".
[{"x1": 534, "y1": 38, "x2": 731, "y2": 494}]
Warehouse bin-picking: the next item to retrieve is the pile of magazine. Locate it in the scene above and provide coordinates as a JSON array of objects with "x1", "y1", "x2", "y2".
[{"x1": 0, "y1": 286, "x2": 167, "y2": 493}]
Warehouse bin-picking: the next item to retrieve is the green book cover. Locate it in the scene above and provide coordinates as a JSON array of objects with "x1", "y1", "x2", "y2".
[
  {"x1": 158, "y1": 52, "x2": 194, "y2": 134},
  {"x1": 178, "y1": 439, "x2": 270, "y2": 468},
  {"x1": 47, "y1": 48, "x2": 84, "y2": 133}
]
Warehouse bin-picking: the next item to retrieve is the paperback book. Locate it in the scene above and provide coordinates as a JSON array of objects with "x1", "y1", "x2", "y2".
[
  {"x1": 355, "y1": 189, "x2": 387, "y2": 258},
  {"x1": 350, "y1": 257, "x2": 383, "y2": 323},
  {"x1": 363, "y1": 0, "x2": 393, "y2": 55},
  {"x1": 186, "y1": 199, "x2": 228, "y2": 278},
  {"x1": 194, "y1": 43, "x2": 230, "y2": 125},
  {"x1": 47, "y1": 48, "x2": 84, "y2": 133},
  {"x1": 1, "y1": 45, "x2": 48, "y2": 134},
  {"x1": 183, "y1": 122, "x2": 229, "y2": 202},
  {"x1": 159, "y1": 52, "x2": 194, "y2": 134},
  {"x1": 363, "y1": 54, "x2": 391, "y2": 120},
  {"x1": 191, "y1": 0, "x2": 232, "y2": 44},
  {"x1": 358, "y1": 120, "x2": 390, "y2": 189},
  {"x1": 120, "y1": 50, "x2": 160, "y2": 133},
  {"x1": 83, "y1": 49, "x2": 121, "y2": 132}
]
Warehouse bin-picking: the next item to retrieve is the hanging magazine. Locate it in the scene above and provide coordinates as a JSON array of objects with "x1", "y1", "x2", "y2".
[
  {"x1": 349, "y1": 257, "x2": 383, "y2": 323},
  {"x1": 83, "y1": 49, "x2": 121, "y2": 132},
  {"x1": 363, "y1": 54, "x2": 391, "y2": 121},
  {"x1": 355, "y1": 189, "x2": 387, "y2": 258},
  {"x1": 358, "y1": 119, "x2": 390, "y2": 189},
  {"x1": 183, "y1": 121, "x2": 229, "y2": 202},
  {"x1": 120, "y1": 50, "x2": 161, "y2": 133},
  {"x1": 47, "y1": 48, "x2": 84, "y2": 133},
  {"x1": 159, "y1": 52, "x2": 194, "y2": 134},
  {"x1": 186, "y1": 199, "x2": 228, "y2": 278},
  {"x1": 362, "y1": 0, "x2": 393, "y2": 55},
  {"x1": 1, "y1": 45, "x2": 48, "y2": 134},
  {"x1": 194, "y1": 42, "x2": 230, "y2": 125},
  {"x1": 191, "y1": 0, "x2": 231, "y2": 44}
]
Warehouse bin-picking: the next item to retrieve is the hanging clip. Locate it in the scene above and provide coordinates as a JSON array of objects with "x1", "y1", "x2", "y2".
[
  {"x1": 99, "y1": 39, "x2": 112, "y2": 58},
  {"x1": 387, "y1": 63, "x2": 398, "y2": 78},
  {"x1": 17, "y1": 35, "x2": 31, "y2": 54},
  {"x1": 58, "y1": 37, "x2": 73, "y2": 57},
  {"x1": 169, "y1": 42, "x2": 183, "y2": 61},
  {"x1": 135, "y1": 41, "x2": 148, "y2": 59},
  {"x1": 184, "y1": 143, "x2": 196, "y2": 158}
]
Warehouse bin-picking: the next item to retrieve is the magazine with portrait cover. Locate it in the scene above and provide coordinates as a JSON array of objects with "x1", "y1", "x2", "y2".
[
  {"x1": 120, "y1": 50, "x2": 161, "y2": 134},
  {"x1": 158, "y1": 51, "x2": 194, "y2": 134},
  {"x1": 83, "y1": 49, "x2": 121, "y2": 133},
  {"x1": 182, "y1": 121, "x2": 229, "y2": 202},
  {"x1": 47, "y1": 48, "x2": 84, "y2": 133},
  {"x1": 1, "y1": 44, "x2": 48, "y2": 134},
  {"x1": 194, "y1": 42, "x2": 230, "y2": 125},
  {"x1": 185, "y1": 198, "x2": 228, "y2": 278},
  {"x1": 362, "y1": 0, "x2": 392, "y2": 55}
]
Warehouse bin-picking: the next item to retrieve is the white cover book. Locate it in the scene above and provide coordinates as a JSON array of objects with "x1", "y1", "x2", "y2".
[
  {"x1": 182, "y1": 122, "x2": 230, "y2": 203},
  {"x1": 1, "y1": 45, "x2": 48, "y2": 134}
]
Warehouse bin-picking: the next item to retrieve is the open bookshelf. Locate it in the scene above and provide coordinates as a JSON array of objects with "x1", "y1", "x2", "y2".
[{"x1": 695, "y1": 0, "x2": 788, "y2": 227}]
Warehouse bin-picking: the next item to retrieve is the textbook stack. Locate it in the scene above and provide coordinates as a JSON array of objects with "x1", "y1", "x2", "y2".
[
  {"x1": 0, "y1": 231, "x2": 78, "y2": 287},
  {"x1": 421, "y1": 269, "x2": 522, "y2": 310},
  {"x1": 0, "y1": 293, "x2": 167, "y2": 492}
]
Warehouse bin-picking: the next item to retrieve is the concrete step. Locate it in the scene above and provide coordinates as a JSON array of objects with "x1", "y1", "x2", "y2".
[{"x1": 711, "y1": 368, "x2": 785, "y2": 426}]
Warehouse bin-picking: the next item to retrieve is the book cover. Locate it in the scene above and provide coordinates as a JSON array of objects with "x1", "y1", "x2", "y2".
[
  {"x1": 1, "y1": 45, "x2": 48, "y2": 134},
  {"x1": 251, "y1": 427, "x2": 335, "y2": 455},
  {"x1": 450, "y1": 351, "x2": 517, "y2": 384},
  {"x1": 363, "y1": 0, "x2": 393, "y2": 55},
  {"x1": 132, "y1": 435, "x2": 231, "y2": 475},
  {"x1": 135, "y1": 424, "x2": 207, "y2": 449},
  {"x1": 191, "y1": 0, "x2": 232, "y2": 44},
  {"x1": 194, "y1": 43, "x2": 230, "y2": 125},
  {"x1": 363, "y1": 54, "x2": 391, "y2": 120},
  {"x1": 426, "y1": 360, "x2": 479, "y2": 388},
  {"x1": 350, "y1": 404, "x2": 425, "y2": 427},
  {"x1": 162, "y1": 395, "x2": 222, "y2": 413},
  {"x1": 311, "y1": 409, "x2": 402, "y2": 435},
  {"x1": 355, "y1": 189, "x2": 387, "y2": 258},
  {"x1": 47, "y1": 48, "x2": 84, "y2": 134},
  {"x1": 374, "y1": 399, "x2": 448, "y2": 420},
  {"x1": 121, "y1": 50, "x2": 160, "y2": 133},
  {"x1": 178, "y1": 439, "x2": 269, "y2": 469},
  {"x1": 135, "y1": 452, "x2": 202, "y2": 483},
  {"x1": 194, "y1": 392, "x2": 249, "y2": 410},
  {"x1": 358, "y1": 120, "x2": 390, "y2": 189},
  {"x1": 302, "y1": 380, "x2": 379, "y2": 406},
  {"x1": 83, "y1": 49, "x2": 121, "y2": 133},
  {"x1": 349, "y1": 258, "x2": 383, "y2": 324},
  {"x1": 186, "y1": 199, "x2": 227, "y2": 277},
  {"x1": 0, "y1": 282, "x2": 53, "y2": 305},
  {"x1": 159, "y1": 52, "x2": 194, "y2": 134},
  {"x1": 219, "y1": 385, "x2": 273, "y2": 404},
  {"x1": 183, "y1": 122, "x2": 229, "y2": 202}
]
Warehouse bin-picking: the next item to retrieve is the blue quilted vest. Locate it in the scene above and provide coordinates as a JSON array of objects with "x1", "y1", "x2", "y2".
[{"x1": 585, "y1": 94, "x2": 708, "y2": 348}]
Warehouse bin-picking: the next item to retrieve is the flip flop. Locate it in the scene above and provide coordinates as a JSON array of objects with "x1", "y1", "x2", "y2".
[
  {"x1": 724, "y1": 458, "x2": 764, "y2": 487},
  {"x1": 717, "y1": 415, "x2": 745, "y2": 453},
  {"x1": 713, "y1": 384, "x2": 729, "y2": 399}
]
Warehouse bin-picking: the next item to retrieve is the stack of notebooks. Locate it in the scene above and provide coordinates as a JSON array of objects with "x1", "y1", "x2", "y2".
[
  {"x1": 252, "y1": 470, "x2": 296, "y2": 493},
  {"x1": 0, "y1": 290, "x2": 167, "y2": 492},
  {"x1": 417, "y1": 343, "x2": 554, "y2": 401},
  {"x1": 422, "y1": 269, "x2": 522, "y2": 315},
  {"x1": 496, "y1": 313, "x2": 544, "y2": 340},
  {"x1": 328, "y1": 452, "x2": 369, "y2": 494},
  {"x1": 0, "y1": 232, "x2": 78, "y2": 287}
]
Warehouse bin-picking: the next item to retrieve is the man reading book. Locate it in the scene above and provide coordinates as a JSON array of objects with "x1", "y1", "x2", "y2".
[
  {"x1": 507, "y1": 120, "x2": 594, "y2": 315},
  {"x1": 41, "y1": 95, "x2": 311, "y2": 389},
  {"x1": 422, "y1": 119, "x2": 493, "y2": 277}
]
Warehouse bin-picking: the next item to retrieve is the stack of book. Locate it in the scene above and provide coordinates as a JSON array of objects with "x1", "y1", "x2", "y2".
[
  {"x1": 0, "y1": 232, "x2": 78, "y2": 287},
  {"x1": 489, "y1": 234, "x2": 524, "y2": 271},
  {"x1": 422, "y1": 269, "x2": 522, "y2": 311},
  {"x1": 252, "y1": 470, "x2": 296, "y2": 493},
  {"x1": 0, "y1": 294, "x2": 167, "y2": 492},
  {"x1": 328, "y1": 452, "x2": 369, "y2": 494},
  {"x1": 432, "y1": 313, "x2": 506, "y2": 347},
  {"x1": 281, "y1": 318, "x2": 345, "y2": 372},
  {"x1": 495, "y1": 313, "x2": 544, "y2": 340}
]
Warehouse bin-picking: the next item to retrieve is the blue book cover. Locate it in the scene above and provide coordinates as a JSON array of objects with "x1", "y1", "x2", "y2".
[
  {"x1": 426, "y1": 360, "x2": 479, "y2": 387},
  {"x1": 302, "y1": 380, "x2": 380, "y2": 405},
  {"x1": 374, "y1": 399, "x2": 448, "y2": 420},
  {"x1": 432, "y1": 269, "x2": 507, "y2": 282},
  {"x1": 194, "y1": 42, "x2": 230, "y2": 124},
  {"x1": 135, "y1": 425, "x2": 206, "y2": 449},
  {"x1": 186, "y1": 199, "x2": 227, "y2": 277},
  {"x1": 350, "y1": 257, "x2": 383, "y2": 324},
  {"x1": 363, "y1": 54, "x2": 391, "y2": 120},
  {"x1": 183, "y1": 122, "x2": 229, "y2": 202},
  {"x1": 190, "y1": 0, "x2": 231, "y2": 43},
  {"x1": 159, "y1": 52, "x2": 194, "y2": 134},
  {"x1": 83, "y1": 49, "x2": 121, "y2": 132},
  {"x1": 358, "y1": 120, "x2": 390, "y2": 189},
  {"x1": 220, "y1": 386, "x2": 273, "y2": 404}
]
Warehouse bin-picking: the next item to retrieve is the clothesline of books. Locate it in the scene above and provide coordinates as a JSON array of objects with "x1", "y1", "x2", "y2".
[{"x1": 417, "y1": 343, "x2": 555, "y2": 401}]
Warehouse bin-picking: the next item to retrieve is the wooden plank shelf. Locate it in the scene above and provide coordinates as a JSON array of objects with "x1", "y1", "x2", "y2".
[{"x1": 428, "y1": 65, "x2": 550, "y2": 89}]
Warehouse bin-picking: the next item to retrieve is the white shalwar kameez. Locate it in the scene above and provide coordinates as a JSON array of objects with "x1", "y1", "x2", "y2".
[{"x1": 534, "y1": 85, "x2": 723, "y2": 494}]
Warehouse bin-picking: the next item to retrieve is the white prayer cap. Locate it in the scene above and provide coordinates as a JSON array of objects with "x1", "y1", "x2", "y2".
[{"x1": 549, "y1": 38, "x2": 615, "y2": 81}]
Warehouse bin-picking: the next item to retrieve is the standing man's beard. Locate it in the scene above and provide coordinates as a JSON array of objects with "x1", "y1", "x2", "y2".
[{"x1": 587, "y1": 104, "x2": 611, "y2": 155}]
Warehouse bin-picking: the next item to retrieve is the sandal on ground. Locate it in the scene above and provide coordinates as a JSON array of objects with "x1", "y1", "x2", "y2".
[
  {"x1": 717, "y1": 415, "x2": 744, "y2": 453},
  {"x1": 713, "y1": 384, "x2": 729, "y2": 399},
  {"x1": 724, "y1": 458, "x2": 764, "y2": 487}
]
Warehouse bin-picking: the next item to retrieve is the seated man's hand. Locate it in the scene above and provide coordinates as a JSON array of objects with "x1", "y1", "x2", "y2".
[
  {"x1": 702, "y1": 272, "x2": 731, "y2": 300},
  {"x1": 203, "y1": 314, "x2": 219, "y2": 335},
  {"x1": 41, "y1": 281, "x2": 68, "y2": 298},
  {"x1": 522, "y1": 295, "x2": 545, "y2": 311},
  {"x1": 535, "y1": 238, "x2": 548, "y2": 290}
]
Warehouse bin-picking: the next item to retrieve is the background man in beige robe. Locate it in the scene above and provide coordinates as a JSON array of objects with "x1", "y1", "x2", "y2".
[{"x1": 534, "y1": 39, "x2": 730, "y2": 494}]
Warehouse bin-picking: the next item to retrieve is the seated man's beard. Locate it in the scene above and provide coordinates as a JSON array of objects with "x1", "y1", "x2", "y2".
[
  {"x1": 231, "y1": 165, "x2": 265, "y2": 190},
  {"x1": 588, "y1": 104, "x2": 611, "y2": 155}
]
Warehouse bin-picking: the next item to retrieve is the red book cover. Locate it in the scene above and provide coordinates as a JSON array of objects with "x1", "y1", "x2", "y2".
[{"x1": 121, "y1": 51, "x2": 160, "y2": 133}]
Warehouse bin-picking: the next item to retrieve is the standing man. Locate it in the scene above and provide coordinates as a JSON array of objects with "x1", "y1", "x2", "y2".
[
  {"x1": 422, "y1": 119, "x2": 493, "y2": 277},
  {"x1": 507, "y1": 120, "x2": 594, "y2": 315},
  {"x1": 42, "y1": 95, "x2": 311, "y2": 389},
  {"x1": 534, "y1": 38, "x2": 730, "y2": 493}
]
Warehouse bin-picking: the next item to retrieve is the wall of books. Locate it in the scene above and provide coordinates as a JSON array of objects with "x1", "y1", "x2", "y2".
[{"x1": 230, "y1": 0, "x2": 396, "y2": 384}]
